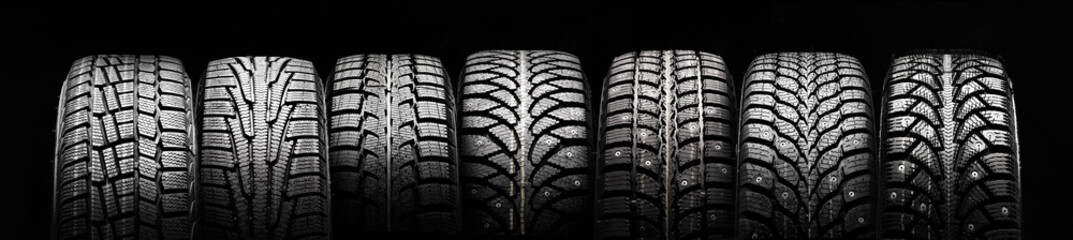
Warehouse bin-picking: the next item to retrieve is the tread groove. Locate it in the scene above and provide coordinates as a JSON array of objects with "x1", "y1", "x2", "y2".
[
  {"x1": 595, "y1": 50, "x2": 737, "y2": 240},
  {"x1": 460, "y1": 50, "x2": 593, "y2": 237}
]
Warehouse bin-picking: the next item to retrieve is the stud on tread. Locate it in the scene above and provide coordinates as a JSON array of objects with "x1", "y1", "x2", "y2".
[
  {"x1": 458, "y1": 50, "x2": 594, "y2": 237},
  {"x1": 878, "y1": 52, "x2": 1021, "y2": 240},
  {"x1": 594, "y1": 50, "x2": 737, "y2": 240},
  {"x1": 737, "y1": 52, "x2": 877, "y2": 239}
]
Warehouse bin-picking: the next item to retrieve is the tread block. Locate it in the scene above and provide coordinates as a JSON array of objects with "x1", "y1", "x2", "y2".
[
  {"x1": 327, "y1": 54, "x2": 462, "y2": 237},
  {"x1": 459, "y1": 50, "x2": 594, "y2": 237},
  {"x1": 53, "y1": 55, "x2": 195, "y2": 240},
  {"x1": 737, "y1": 52, "x2": 877, "y2": 239},
  {"x1": 878, "y1": 52, "x2": 1022, "y2": 240},
  {"x1": 594, "y1": 50, "x2": 737, "y2": 240},
  {"x1": 197, "y1": 56, "x2": 329, "y2": 240}
]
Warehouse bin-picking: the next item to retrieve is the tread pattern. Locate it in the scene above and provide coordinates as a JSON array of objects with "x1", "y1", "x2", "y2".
[
  {"x1": 327, "y1": 54, "x2": 461, "y2": 236},
  {"x1": 458, "y1": 50, "x2": 594, "y2": 237},
  {"x1": 594, "y1": 50, "x2": 737, "y2": 240},
  {"x1": 737, "y1": 52, "x2": 876, "y2": 239},
  {"x1": 197, "y1": 57, "x2": 330, "y2": 240},
  {"x1": 878, "y1": 53, "x2": 1021, "y2": 240},
  {"x1": 53, "y1": 55, "x2": 195, "y2": 240}
]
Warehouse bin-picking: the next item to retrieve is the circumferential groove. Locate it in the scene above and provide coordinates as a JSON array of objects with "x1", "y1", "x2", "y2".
[
  {"x1": 596, "y1": 50, "x2": 736, "y2": 240},
  {"x1": 459, "y1": 50, "x2": 592, "y2": 237}
]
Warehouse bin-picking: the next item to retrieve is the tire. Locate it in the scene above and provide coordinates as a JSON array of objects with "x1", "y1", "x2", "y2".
[
  {"x1": 878, "y1": 52, "x2": 1021, "y2": 240},
  {"x1": 52, "y1": 55, "x2": 196, "y2": 240},
  {"x1": 594, "y1": 50, "x2": 737, "y2": 240},
  {"x1": 458, "y1": 50, "x2": 594, "y2": 237},
  {"x1": 197, "y1": 57, "x2": 330, "y2": 240},
  {"x1": 327, "y1": 54, "x2": 462, "y2": 236},
  {"x1": 737, "y1": 52, "x2": 877, "y2": 239}
]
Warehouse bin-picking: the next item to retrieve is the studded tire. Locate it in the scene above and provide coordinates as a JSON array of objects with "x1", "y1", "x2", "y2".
[
  {"x1": 197, "y1": 57, "x2": 331, "y2": 240},
  {"x1": 594, "y1": 50, "x2": 737, "y2": 240},
  {"x1": 458, "y1": 50, "x2": 594, "y2": 237},
  {"x1": 53, "y1": 55, "x2": 196, "y2": 240},
  {"x1": 737, "y1": 52, "x2": 877, "y2": 239},
  {"x1": 327, "y1": 54, "x2": 462, "y2": 236},
  {"x1": 878, "y1": 51, "x2": 1022, "y2": 240}
]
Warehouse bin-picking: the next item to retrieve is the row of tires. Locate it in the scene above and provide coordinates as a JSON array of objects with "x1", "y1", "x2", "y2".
[{"x1": 52, "y1": 50, "x2": 1020, "y2": 240}]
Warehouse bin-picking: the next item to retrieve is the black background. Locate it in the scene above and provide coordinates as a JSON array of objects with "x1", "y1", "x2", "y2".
[{"x1": 8, "y1": 2, "x2": 1071, "y2": 238}]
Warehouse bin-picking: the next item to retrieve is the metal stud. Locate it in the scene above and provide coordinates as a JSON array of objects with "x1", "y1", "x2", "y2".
[
  {"x1": 574, "y1": 180, "x2": 581, "y2": 186},
  {"x1": 1002, "y1": 207, "x2": 1009, "y2": 215},
  {"x1": 891, "y1": 192, "x2": 898, "y2": 199},
  {"x1": 755, "y1": 176, "x2": 763, "y2": 183},
  {"x1": 681, "y1": 180, "x2": 688, "y2": 186},
  {"x1": 714, "y1": 144, "x2": 721, "y2": 150},
  {"x1": 615, "y1": 151, "x2": 621, "y2": 156},
  {"x1": 477, "y1": 140, "x2": 483, "y2": 145},
  {"x1": 921, "y1": 203, "x2": 927, "y2": 211},
  {"x1": 640, "y1": 132, "x2": 647, "y2": 137},
  {"x1": 848, "y1": 191, "x2": 856, "y2": 197},
  {"x1": 898, "y1": 164, "x2": 905, "y2": 171},
  {"x1": 483, "y1": 222, "x2": 490, "y2": 228},
  {"x1": 566, "y1": 151, "x2": 573, "y2": 158},
  {"x1": 495, "y1": 202, "x2": 501, "y2": 208},
  {"x1": 971, "y1": 171, "x2": 979, "y2": 178},
  {"x1": 853, "y1": 139, "x2": 860, "y2": 145},
  {"x1": 782, "y1": 192, "x2": 789, "y2": 199},
  {"x1": 571, "y1": 129, "x2": 578, "y2": 134},
  {"x1": 690, "y1": 125, "x2": 696, "y2": 131},
  {"x1": 546, "y1": 139, "x2": 553, "y2": 145},
  {"x1": 722, "y1": 168, "x2": 728, "y2": 174},
  {"x1": 471, "y1": 189, "x2": 478, "y2": 195},
  {"x1": 645, "y1": 161, "x2": 652, "y2": 166},
  {"x1": 622, "y1": 115, "x2": 629, "y2": 120},
  {"x1": 858, "y1": 217, "x2": 865, "y2": 223},
  {"x1": 709, "y1": 214, "x2": 717, "y2": 220},
  {"x1": 544, "y1": 191, "x2": 550, "y2": 197},
  {"x1": 968, "y1": 224, "x2": 975, "y2": 231},
  {"x1": 830, "y1": 176, "x2": 837, "y2": 182}
]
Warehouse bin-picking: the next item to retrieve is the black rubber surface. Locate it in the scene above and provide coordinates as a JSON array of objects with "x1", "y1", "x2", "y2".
[
  {"x1": 594, "y1": 50, "x2": 737, "y2": 240},
  {"x1": 878, "y1": 52, "x2": 1022, "y2": 240},
  {"x1": 458, "y1": 50, "x2": 594, "y2": 237},
  {"x1": 327, "y1": 54, "x2": 461, "y2": 236},
  {"x1": 737, "y1": 52, "x2": 877, "y2": 239},
  {"x1": 197, "y1": 56, "x2": 330, "y2": 240},
  {"x1": 53, "y1": 55, "x2": 196, "y2": 240}
]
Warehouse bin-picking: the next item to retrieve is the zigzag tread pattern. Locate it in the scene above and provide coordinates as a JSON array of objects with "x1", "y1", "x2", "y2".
[
  {"x1": 594, "y1": 50, "x2": 737, "y2": 240},
  {"x1": 738, "y1": 52, "x2": 876, "y2": 239},
  {"x1": 879, "y1": 53, "x2": 1021, "y2": 240},
  {"x1": 53, "y1": 55, "x2": 195, "y2": 240},
  {"x1": 459, "y1": 50, "x2": 593, "y2": 237},
  {"x1": 328, "y1": 54, "x2": 461, "y2": 237},
  {"x1": 197, "y1": 57, "x2": 330, "y2": 240}
]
